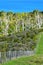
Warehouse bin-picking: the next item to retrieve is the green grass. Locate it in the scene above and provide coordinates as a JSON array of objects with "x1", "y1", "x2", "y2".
[
  {"x1": 1, "y1": 55, "x2": 43, "y2": 65},
  {"x1": 36, "y1": 32, "x2": 43, "y2": 54},
  {"x1": 1, "y1": 32, "x2": 43, "y2": 65}
]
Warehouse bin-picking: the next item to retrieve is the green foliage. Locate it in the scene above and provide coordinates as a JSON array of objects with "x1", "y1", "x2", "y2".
[{"x1": 0, "y1": 10, "x2": 43, "y2": 63}]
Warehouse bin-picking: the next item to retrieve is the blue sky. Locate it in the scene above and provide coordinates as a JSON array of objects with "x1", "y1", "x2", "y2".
[{"x1": 0, "y1": 0, "x2": 43, "y2": 12}]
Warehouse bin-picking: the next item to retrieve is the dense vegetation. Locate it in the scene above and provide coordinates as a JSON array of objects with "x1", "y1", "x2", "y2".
[
  {"x1": 0, "y1": 10, "x2": 43, "y2": 63},
  {"x1": 1, "y1": 32, "x2": 43, "y2": 65},
  {"x1": 0, "y1": 10, "x2": 43, "y2": 51}
]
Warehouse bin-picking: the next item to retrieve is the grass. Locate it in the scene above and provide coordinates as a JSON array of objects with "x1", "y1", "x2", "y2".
[
  {"x1": 1, "y1": 55, "x2": 43, "y2": 65},
  {"x1": 36, "y1": 32, "x2": 43, "y2": 54},
  {"x1": 1, "y1": 32, "x2": 43, "y2": 65}
]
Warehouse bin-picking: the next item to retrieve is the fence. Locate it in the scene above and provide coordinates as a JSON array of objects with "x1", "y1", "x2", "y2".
[{"x1": 0, "y1": 50, "x2": 35, "y2": 63}]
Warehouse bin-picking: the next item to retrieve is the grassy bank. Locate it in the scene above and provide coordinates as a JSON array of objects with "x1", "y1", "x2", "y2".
[
  {"x1": 36, "y1": 32, "x2": 43, "y2": 54},
  {"x1": 1, "y1": 55, "x2": 43, "y2": 65}
]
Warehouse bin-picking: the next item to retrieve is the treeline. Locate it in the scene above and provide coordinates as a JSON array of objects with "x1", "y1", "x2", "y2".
[
  {"x1": 0, "y1": 10, "x2": 43, "y2": 63},
  {"x1": 0, "y1": 10, "x2": 43, "y2": 36},
  {"x1": 0, "y1": 10, "x2": 43, "y2": 51}
]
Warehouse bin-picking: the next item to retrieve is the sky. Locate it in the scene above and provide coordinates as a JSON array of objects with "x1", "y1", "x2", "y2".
[{"x1": 0, "y1": 0, "x2": 43, "y2": 12}]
